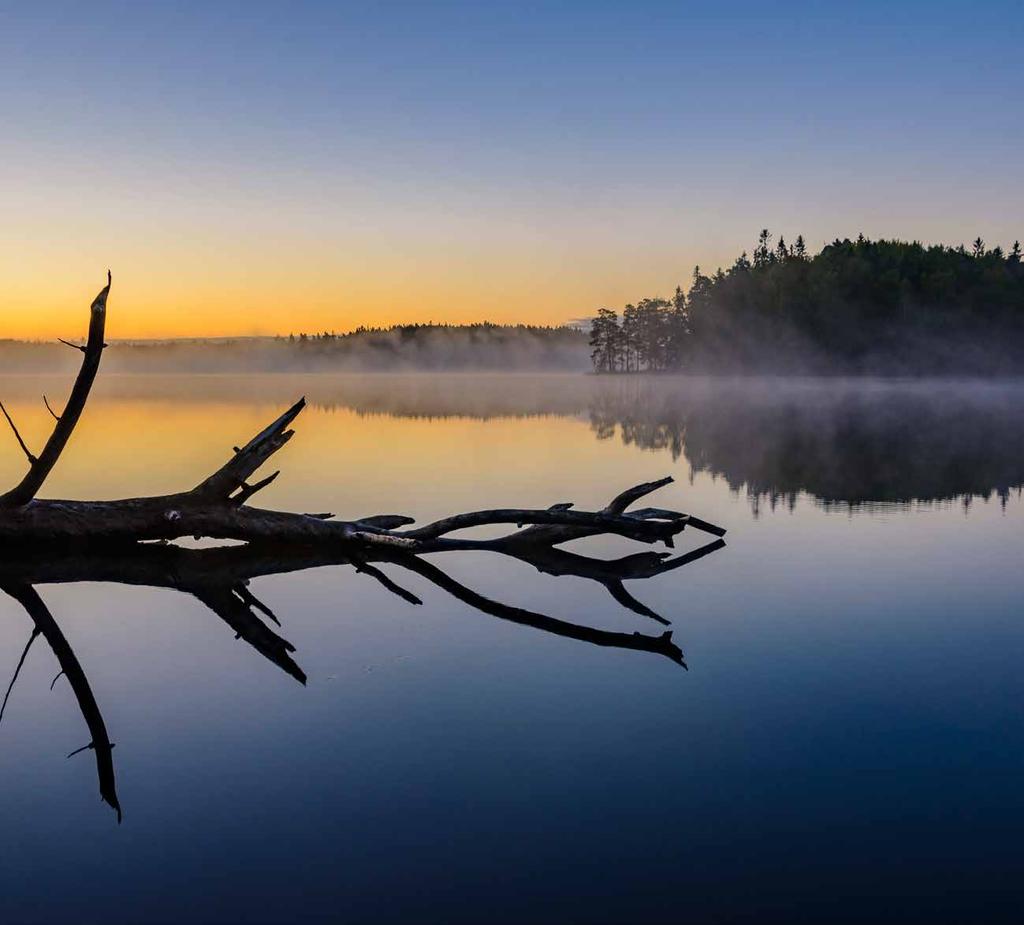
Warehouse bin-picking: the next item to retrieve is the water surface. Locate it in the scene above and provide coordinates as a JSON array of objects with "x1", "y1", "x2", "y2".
[{"x1": 0, "y1": 374, "x2": 1021, "y2": 924}]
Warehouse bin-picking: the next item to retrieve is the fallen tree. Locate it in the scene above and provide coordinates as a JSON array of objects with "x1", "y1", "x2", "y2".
[
  {"x1": 0, "y1": 275, "x2": 727, "y2": 819},
  {"x1": 0, "y1": 273, "x2": 724, "y2": 557}
]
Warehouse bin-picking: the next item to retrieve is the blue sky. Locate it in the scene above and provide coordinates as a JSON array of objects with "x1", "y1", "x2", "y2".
[{"x1": 1, "y1": 1, "x2": 1021, "y2": 335}]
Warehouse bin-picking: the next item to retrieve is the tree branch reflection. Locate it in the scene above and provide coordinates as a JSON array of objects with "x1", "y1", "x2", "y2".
[{"x1": 0, "y1": 530, "x2": 723, "y2": 820}]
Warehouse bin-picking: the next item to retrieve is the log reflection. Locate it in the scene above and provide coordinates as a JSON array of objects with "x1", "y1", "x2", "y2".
[{"x1": 0, "y1": 531, "x2": 724, "y2": 820}]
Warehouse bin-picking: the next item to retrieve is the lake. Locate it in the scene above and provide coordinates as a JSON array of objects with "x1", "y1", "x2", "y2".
[{"x1": 0, "y1": 373, "x2": 1022, "y2": 924}]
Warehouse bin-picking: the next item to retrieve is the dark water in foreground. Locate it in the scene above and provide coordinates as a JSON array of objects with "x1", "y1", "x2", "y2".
[{"x1": 0, "y1": 375, "x2": 1021, "y2": 924}]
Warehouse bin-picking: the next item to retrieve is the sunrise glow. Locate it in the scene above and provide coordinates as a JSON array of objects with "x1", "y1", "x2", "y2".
[{"x1": 3, "y1": 4, "x2": 1020, "y2": 339}]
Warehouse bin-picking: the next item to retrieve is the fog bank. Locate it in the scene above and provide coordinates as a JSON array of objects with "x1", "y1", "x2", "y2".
[{"x1": 0, "y1": 324, "x2": 590, "y2": 375}]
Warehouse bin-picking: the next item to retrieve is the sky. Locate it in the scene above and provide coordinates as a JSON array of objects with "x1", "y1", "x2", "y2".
[{"x1": 1, "y1": 0, "x2": 1021, "y2": 339}]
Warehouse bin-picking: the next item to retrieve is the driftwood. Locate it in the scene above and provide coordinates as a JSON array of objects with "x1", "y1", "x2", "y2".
[{"x1": 0, "y1": 275, "x2": 727, "y2": 820}]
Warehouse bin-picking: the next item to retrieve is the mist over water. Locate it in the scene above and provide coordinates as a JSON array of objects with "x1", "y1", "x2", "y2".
[
  {"x1": 0, "y1": 328, "x2": 591, "y2": 375},
  {"x1": 585, "y1": 377, "x2": 1024, "y2": 511},
  {"x1": 5, "y1": 372, "x2": 1015, "y2": 510}
]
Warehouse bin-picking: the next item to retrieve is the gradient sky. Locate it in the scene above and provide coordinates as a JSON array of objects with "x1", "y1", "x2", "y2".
[{"x1": 1, "y1": 1, "x2": 1021, "y2": 339}]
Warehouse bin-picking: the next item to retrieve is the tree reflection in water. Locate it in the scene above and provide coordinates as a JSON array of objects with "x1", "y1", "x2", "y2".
[
  {"x1": 586, "y1": 378, "x2": 1024, "y2": 512},
  {"x1": 0, "y1": 527, "x2": 724, "y2": 820}
]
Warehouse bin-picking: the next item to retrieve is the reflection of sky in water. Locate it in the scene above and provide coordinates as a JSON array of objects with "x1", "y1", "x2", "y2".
[{"x1": 0, "y1": 375, "x2": 1022, "y2": 923}]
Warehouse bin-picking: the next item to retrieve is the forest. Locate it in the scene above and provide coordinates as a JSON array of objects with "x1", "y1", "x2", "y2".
[
  {"x1": 1, "y1": 322, "x2": 589, "y2": 373},
  {"x1": 281, "y1": 321, "x2": 587, "y2": 370},
  {"x1": 589, "y1": 233, "x2": 1024, "y2": 374}
]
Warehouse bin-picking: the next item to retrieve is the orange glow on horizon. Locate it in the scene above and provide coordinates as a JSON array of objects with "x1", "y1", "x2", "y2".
[
  {"x1": 0, "y1": 258, "x2": 690, "y2": 341},
  {"x1": 0, "y1": 212, "x2": 734, "y2": 339}
]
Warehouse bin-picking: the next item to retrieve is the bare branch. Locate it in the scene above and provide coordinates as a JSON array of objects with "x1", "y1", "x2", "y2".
[
  {"x1": 187, "y1": 584, "x2": 306, "y2": 684},
  {"x1": 627, "y1": 507, "x2": 726, "y2": 537},
  {"x1": 502, "y1": 482, "x2": 726, "y2": 552},
  {"x1": 605, "y1": 476, "x2": 675, "y2": 514},
  {"x1": 42, "y1": 395, "x2": 62, "y2": 422},
  {"x1": 399, "y1": 506, "x2": 688, "y2": 546},
  {"x1": 0, "y1": 400, "x2": 37, "y2": 464},
  {"x1": 0, "y1": 628, "x2": 40, "y2": 727},
  {"x1": 350, "y1": 554, "x2": 423, "y2": 605},
  {"x1": 231, "y1": 470, "x2": 280, "y2": 506},
  {"x1": 386, "y1": 553, "x2": 686, "y2": 667},
  {"x1": 0, "y1": 582, "x2": 121, "y2": 821},
  {"x1": 233, "y1": 582, "x2": 281, "y2": 626},
  {"x1": 480, "y1": 536, "x2": 726, "y2": 626},
  {"x1": 355, "y1": 514, "x2": 416, "y2": 530},
  {"x1": 193, "y1": 398, "x2": 305, "y2": 500},
  {"x1": 604, "y1": 580, "x2": 667, "y2": 624},
  {"x1": 0, "y1": 273, "x2": 111, "y2": 507},
  {"x1": 57, "y1": 338, "x2": 86, "y2": 353}
]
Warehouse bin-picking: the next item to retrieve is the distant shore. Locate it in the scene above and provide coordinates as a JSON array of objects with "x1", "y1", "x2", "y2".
[{"x1": 0, "y1": 323, "x2": 591, "y2": 374}]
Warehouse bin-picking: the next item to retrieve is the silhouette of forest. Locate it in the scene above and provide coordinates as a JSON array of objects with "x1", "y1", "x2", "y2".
[
  {"x1": 281, "y1": 322, "x2": 588, "y2": 370},
  {"x1": 590, "y1": 233, "x2": 1024, "y2": 374},
  {"x1": 0, "y1": 323, "x2": 589, "y2": 374},
  {"x1": 5, "y1": 233, "x2": 1023, "y2": 376}
]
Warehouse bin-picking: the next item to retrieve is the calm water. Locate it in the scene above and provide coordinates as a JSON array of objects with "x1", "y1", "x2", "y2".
[{"x1": 0, "y1": 374, "x2": 1022, "y2": 924}]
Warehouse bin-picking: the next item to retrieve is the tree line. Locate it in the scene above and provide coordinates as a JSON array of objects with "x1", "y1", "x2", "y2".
[
  {"x1": 277, "y1": 321, "x2": 588, "y2": 371},
  {"x1": 590, "y1": 232, "x2": 1024, "y2": 374},
  {"x1": 286, "y1": 321, "x2": 583, "y2": 345}
]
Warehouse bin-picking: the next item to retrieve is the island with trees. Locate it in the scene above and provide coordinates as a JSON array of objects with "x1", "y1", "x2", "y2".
[
  {"x1": 6, "y1": 233, "x2": 1022, "y2": 377},
  {"x1": 589, "y1": 233, "x2": 1024, "y2": 375}
]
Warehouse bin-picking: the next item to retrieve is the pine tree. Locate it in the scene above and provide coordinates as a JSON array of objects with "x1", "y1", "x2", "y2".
[
  {"x1": 753, "y1": 229, "x2": 773, "y2": 268},
  {"x1": 621, "y1": 304, "x2": 640, "y2": 372},
  {"x1": 665, "y1": 286, "x2": 690, "y2": 369},
  {"x1": 589, "y1": 308, "x2": 621, "y2": 373}
]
